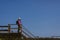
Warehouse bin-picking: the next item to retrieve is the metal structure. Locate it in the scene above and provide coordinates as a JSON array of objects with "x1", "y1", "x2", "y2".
[
  {"x1": 0, "y1": 24, "x2": 60, "y2": 40},
  {"x1": 0, "y1": 23, "x2": 36, "y2": 40}
]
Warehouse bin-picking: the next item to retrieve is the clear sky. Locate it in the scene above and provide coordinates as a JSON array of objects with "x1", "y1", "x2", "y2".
[{"x1": 0, "y1": 0, "x2": 60, "y2": 37}]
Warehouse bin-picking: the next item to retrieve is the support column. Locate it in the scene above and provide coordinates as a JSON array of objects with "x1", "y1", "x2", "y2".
[{"x1": 8, "y1": 24, "x2": 10, "y2": 33}]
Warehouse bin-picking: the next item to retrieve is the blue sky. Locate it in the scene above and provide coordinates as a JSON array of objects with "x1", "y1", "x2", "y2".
[{"x1": 0, "y1": 0, "x2": 60, "y2": 37}]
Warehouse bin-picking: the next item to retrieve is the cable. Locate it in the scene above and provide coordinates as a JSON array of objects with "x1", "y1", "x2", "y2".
[
  {"x1": 22, "y1": 30, "x2": 32, "y2": 38},
  {"x1": 22, "y1": 25, "x2": 36, "y2": 38}
]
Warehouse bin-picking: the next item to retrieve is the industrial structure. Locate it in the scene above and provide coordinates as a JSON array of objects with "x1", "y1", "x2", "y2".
[
  {"x1": 0, "y1": 24, "x2": 35, "y2": 40},
  {"x1": 0, "y1": 18, "x2": 60, "y2": 40},
  {"x1": 0, "y1": 18, "x2": 36, "y2": 40}
]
